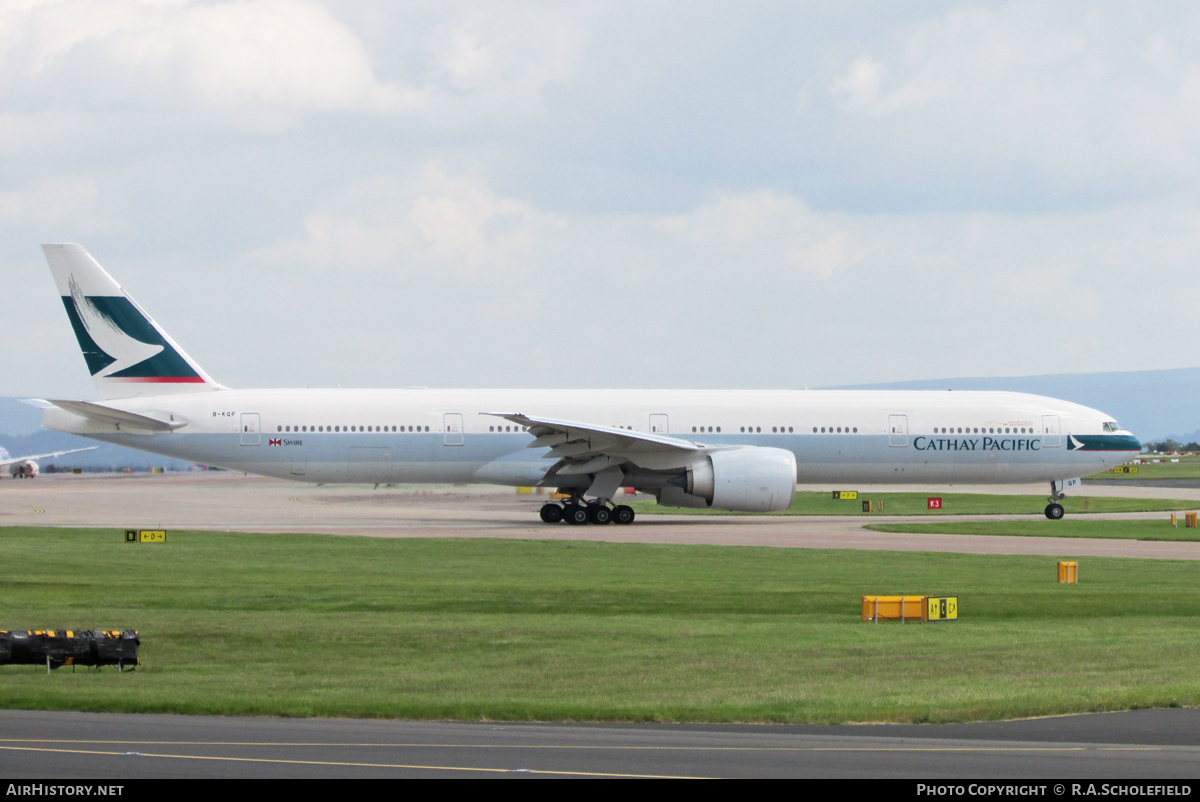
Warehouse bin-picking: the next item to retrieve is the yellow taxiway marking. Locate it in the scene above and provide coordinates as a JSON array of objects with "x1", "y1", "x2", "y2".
[
  {"x1": 0, "y1": 745, "x2": 708, "y2": 778},
  {"x1": 0, "y1": 739, "x2": 1187, "y2": 753}
]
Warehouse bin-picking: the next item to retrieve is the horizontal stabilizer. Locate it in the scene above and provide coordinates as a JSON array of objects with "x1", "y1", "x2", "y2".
[{"x1": 49, "y1": 400, "x2": 186, "y2": 432}]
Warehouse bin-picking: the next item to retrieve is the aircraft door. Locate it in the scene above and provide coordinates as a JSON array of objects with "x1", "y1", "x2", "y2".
[
  {"x1": 240, "y1": 413, "x2": 260, "y2": 446},
  {"x1": 1042, "y1": 415, "x2": 1061, "y2": 447},
  {"x1": 888, "y1": 415, "x2": 908, "y2": 447},
  {"x1": 649, "y1": 414, "x2": 669, "y2": 434},
  {"x1": 444, "y1": 413, "x2": 464, "y2": 446}
]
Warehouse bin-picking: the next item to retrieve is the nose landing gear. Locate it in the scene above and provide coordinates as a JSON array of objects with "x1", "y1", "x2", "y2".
[{"x1": 1045, "y1": 481, "x2": 1066, "y2": 520}]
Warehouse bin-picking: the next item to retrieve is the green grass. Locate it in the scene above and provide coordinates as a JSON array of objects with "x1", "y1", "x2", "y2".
[
  {"x1": 2, "y1": 527, "x2": 1200, "y2": 723},
  {"x1": 1086, "y1": 455, "x2": 1200, "y2": 480},
  {"x1": 629, "y1": 491, "x2": 1200, "y2": 516},
  {"x1": 866, "y1": 519, "x2": 1200, "y2": 541}
]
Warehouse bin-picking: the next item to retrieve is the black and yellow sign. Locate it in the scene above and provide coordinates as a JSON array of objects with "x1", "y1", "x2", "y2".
[
  {"x1": 832, "y1": 490, "x2": 858, "y2": 500},
  {"x1": 925, "y1": 596, "x2": 958, "y2": 621},
  {"x1": 1110, "y1": 466, "x2": 1139, "y2": 474},
  {"x1": 125, "y1": 529, "x2": 166, "y2": 543}
]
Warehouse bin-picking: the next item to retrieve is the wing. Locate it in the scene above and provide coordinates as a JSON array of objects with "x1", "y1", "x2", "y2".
[
  {"x1": 0, "y1": 446, "x2": 97, "y2": 466},
  {"x1": 485, "y1": 412, "x2": 709, "y2": 475}
]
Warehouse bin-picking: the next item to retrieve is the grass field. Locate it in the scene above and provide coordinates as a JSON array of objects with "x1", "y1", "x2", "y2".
[
  {"x1": 629, "y1": 491, "x2": 1200, "y2": 517},
  {"x1": 866, "y1": 519, "x2": 1200, "y2": 541},
  {"x1": 1086, "y1": 455, "x2": 1200, "y2": 481},
  {"x1": 2, "y1": 527, "x2": 1199, "y2": 724}
]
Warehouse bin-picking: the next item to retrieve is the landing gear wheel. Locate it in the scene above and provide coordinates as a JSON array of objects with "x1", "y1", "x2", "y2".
[
  {"x1": 563, "y1": 504, "x2": 589, "y2": 526},
  {"x1": 612, "y1": 505, "x2": 635, "y2": 525},
  {"x1": 587, "y1": 504, "x2": 612, "y2": 525},
  {"x1": 1045, "y1": 503, "x2": 1065, "y2": 520},
  {"x1": 539, "y1": 503, "x2": 563, "y2": 524}
]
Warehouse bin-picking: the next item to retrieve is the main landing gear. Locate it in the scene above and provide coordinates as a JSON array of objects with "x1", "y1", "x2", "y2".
[
  {"x1": 1045, "y1": 481, "x2": 1066, "y2": 520},
  {"x1": 539, "y1": 497, "x2": 636, "y2": 526}
]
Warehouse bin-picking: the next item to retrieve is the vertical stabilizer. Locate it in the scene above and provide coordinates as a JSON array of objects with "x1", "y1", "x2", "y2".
[{"x1": 42, "y1": 244, "x2": 224, "y2": 400}]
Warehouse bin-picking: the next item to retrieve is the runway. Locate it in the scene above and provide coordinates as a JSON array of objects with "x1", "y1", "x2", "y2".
[
  {"x1": 2, "y1": 472, "x2": 1199, "y2": 559},
  {"x1": 1, "y1": 709, "x2": 1198, "y2": 778}
]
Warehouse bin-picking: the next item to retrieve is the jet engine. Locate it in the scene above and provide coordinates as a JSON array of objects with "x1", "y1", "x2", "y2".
[{"x1": 678, "y1": 447, "x2": 796, "y2": 512}]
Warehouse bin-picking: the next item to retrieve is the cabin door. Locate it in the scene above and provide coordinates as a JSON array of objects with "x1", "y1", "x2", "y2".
[
  {"x1": 649, "y1": 414, "x2": 669, "y2": 434},
  {"x1": 444, "y1": 413, "x2": 464, "y2": 446},
  {"x1": 240, "y1": 413, "x2": 260, "y2": 446},
  {"x1": 1042, "y1": 415, "x2": 1061, "y2": 448},
  {"x1": 888, "y1": 415, "x2": 908, "y2": 447}
]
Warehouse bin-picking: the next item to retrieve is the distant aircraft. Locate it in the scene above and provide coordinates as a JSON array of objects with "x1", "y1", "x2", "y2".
[
  {"x1": 32, "y1": 244, "x2": 1141, "y2": 522},
  {"x1": 0, "y1": 445, "x2": 96, "y2": 478}
]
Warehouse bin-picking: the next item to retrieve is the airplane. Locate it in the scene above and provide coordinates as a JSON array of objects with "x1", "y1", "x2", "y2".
[
  {"x1": 0, "y1": 445, "x2": 97, "y2": 478},
  {"x1": 33, "y1": 244, "x2": 1141, "y2": 524}
]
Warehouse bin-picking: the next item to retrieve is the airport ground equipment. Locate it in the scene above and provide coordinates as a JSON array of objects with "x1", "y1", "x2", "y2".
[
  {"x1": 1058, "y1": 561, "x2": 1078, "y2": 584},
  {"x1": 0, "y1": 630, "x2": 140, "y2": 672},
  {"x1": 1187, "y1": 513, "x2": 1198, "y2": 528},
  {"x1": 862, "y1": 596, "x2": 958, "y2": 623}
]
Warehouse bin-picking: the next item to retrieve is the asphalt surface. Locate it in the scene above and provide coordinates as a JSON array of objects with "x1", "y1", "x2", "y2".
[
  {"x1": 3, "y1": 473, "x2": 1200, "y2": 558},
  {"x1": 0, "y1": 709, "x2": 1198, "y2": 779}
]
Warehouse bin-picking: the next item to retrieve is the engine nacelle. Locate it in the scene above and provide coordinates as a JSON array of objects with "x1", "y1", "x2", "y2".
[{"x1": 683, "y1": 447, "x2": 796, "y2": 512}]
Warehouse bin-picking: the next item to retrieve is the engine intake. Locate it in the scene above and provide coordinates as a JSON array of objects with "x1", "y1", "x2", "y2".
[{"x1": 683, "y1": 447, "x2": 796, "y2": 512}]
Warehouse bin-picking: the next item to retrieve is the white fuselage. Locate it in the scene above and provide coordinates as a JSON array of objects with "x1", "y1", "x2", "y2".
[{"x1": 42, "y1": 388, "x2": 1140, "y2": 488}]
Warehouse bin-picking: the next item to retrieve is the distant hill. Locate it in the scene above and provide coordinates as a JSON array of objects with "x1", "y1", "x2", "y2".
[
  {"x1": 829, "y1": 367, "x2": 1200, "y2": 442},
  {"x1": 0, "y1": 398, "x2": 43, "y2": 436}
]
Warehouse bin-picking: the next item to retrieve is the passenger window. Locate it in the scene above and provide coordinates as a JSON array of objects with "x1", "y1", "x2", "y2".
[
  {"x1": 277, "y1": 426, "x2": 282, "y2": 432},
  {"x1": 852, "y1": 427, "x2": 857, "y2": 433}
]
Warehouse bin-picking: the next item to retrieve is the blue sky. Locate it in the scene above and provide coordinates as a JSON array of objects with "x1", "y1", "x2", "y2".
[{"x1": 3, "y1": 1, "x2": 1200, "y2": 398}]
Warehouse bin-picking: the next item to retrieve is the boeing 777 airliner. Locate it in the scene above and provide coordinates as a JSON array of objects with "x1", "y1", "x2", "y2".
[{"x1": 33, "y1": 244, "x2": 1141, "y2": 524}]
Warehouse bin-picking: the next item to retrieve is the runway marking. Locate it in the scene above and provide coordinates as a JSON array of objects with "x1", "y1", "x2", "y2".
[
  {"x1": 0, "y1": 739, "x2": 1190, "y2": 753},
  {"x1": 0, "y1": 745, "x2": 710, "y2": 778}
]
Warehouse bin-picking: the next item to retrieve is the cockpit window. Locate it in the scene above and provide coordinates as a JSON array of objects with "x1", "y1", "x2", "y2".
[{"x1": 1102, "y1": 421, "x2": 1121, "y2": 432}]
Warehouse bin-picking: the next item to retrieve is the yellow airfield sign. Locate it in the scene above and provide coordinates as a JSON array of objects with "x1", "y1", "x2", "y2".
[
  {"x1": 926, "y1": 596, "x2": 958, "y2": 621},
  {"x1": 125, "y1": 529, "x2": 166, "y2": 543}
]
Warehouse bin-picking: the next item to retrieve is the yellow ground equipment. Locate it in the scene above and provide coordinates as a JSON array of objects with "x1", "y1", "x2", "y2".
[
  {"x1": 862, "y1": 595, "x2": 958, "y2": 623},
  {"x1": 1058, "y1": 561, "x2": 1078, "y2": 584}
]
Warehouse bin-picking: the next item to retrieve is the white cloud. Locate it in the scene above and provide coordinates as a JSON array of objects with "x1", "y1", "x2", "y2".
[
  {"x1": 658, "y1": 191, "x2": 864, "y2": 280},
  {"x1": 425, "y1": 8, "x2": 586, "y2": 105},
  {"x1": 253, "y1": 165, "x2": 564, "y2": 277},
  {"x1": 0, "y1": 0, "x2": 425, "y2": 127},
  {"x1": 0, "y1": 176, "x2": 103, "y2": 228}
]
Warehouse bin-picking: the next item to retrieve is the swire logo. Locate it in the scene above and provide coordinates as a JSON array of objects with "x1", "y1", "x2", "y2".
[{"x1": 269, "y1": 438, "x2": 282, "y2": 446}]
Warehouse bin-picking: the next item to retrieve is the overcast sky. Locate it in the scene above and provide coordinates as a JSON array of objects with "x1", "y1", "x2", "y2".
[{"x1": 3, "y1": 1, "x2": 1200, "y2": 398}]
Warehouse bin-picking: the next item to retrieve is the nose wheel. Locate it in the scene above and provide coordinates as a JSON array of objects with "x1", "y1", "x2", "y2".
[{"x1": 1045, "y1": 481, "x2": 1066, "y2": 520}]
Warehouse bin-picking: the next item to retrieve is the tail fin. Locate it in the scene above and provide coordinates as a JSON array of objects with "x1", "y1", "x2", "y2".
[{"x1": 42, "y1": 244, "x2": 224, "y2": 400}]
